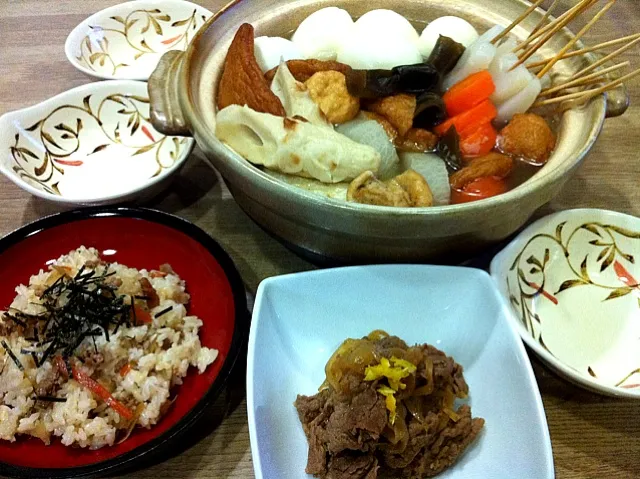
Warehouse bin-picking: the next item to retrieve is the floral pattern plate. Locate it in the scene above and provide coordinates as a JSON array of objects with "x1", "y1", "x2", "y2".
[
  {"x1": 0, "y1": 80, "x2": 194, "y2": 205},
  {"x1": 65, "y1": 0, "x2": 212, "y2": 80},
  {"x1": 490, "y1": 209, "x2": 640, "y2": 398}
]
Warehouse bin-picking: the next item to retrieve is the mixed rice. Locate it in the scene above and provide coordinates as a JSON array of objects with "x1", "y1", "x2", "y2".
[{"x1": 0, "y1": 246, "x2": 218, "y2": 449}]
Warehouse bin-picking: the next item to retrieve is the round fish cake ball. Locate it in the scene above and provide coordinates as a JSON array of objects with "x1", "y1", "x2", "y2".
[
  {"x1": 291, "y1": 7, "x2": 354, "y2": 61},
  {"x1": 419, "y1": 16, "x2": 479, "y2": 58},
  {"x1": 353, "y1": 9, "x2": 419, "y2": 44},
  {"x1": 337, "y1": 33, "x2": 422, "y2": 70}
]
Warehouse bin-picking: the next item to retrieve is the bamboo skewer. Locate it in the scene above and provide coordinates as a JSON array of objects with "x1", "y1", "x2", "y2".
[
  {"x1": 514, "y1": 0, "x2": 595, "y2": 53},
  {"x1": 537, "y1": 0, "x2": 617, "y2": 78},
  {"x1": 528, "y1": 0, "x2": 561, "y2": 38},
  {"x1": 525, "y1": 33, "x2": 640, "y2": 69},
  {"x1": 569, "y1": 34, "x2": 640, "y2": 80},
  {"x1": 533, "y1": 66, "x2": 640, "y2": 107},
  {"x1": 510, "y1": 0, "x2": 597, "y2": 71},
  {"x1": 538, "y1": 61, "x2": 629, "y2": 96},
  {"x1": 491, "y1": 0, "x2": 546, "y2": 44}
]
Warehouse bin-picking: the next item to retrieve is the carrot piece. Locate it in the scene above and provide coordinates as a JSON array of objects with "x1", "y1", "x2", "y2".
[
  {"x1": 443, "y1": 71, "x2": 496, "y2": 117},
  {"x1": 460, "y1": 122, "x2": 498, "y2": 159},
  {"x1": 119, "y1": 363, "x2": 132, "y2": 377},
  {"x1": 451, "y1": 176, "x2": 507, "y2": 204},
  {"x1": 72, "y1": 365, "x2": 134, "y2": 420},
  {"x1": 434, "y1": 100, "x2": 498, "y2": 137},
  {"x1": 131, "y1": 304, "x2": 153, "y2": 325}
]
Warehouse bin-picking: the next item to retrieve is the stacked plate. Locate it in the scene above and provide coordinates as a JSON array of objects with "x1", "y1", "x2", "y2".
[{"x1": 0, "y1": 1, "x2": 213, "y2": 206}]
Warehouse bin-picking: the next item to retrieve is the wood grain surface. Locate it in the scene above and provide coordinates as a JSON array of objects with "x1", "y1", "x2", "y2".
[{"x1": 0, "y1": 1, "x2": 638, "y2": 478}]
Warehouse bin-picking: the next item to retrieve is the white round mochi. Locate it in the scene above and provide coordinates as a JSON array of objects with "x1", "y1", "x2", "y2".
[
  {"x1": 353, "y1": 9, "x2": 419, "y2": 44},
  {"x1": 291, "y1": 7, "x2": 354, "y2": 61},
  {"x1": 337, "y1": 32, "x2": 422, "y2": 70},
  {"x1": 418, "y1": 16, "x2": 479, "y2": 58},
  {"x1": 254, "y1": 36, "x2": 303, "y2": 72}
]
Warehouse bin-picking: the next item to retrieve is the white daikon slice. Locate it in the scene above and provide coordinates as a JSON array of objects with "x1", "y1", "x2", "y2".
[
  {"x1": 495, "y1": 37, "x2": 517, "y2": 58},
  {"x1": 337, "y1": 119, "x2": 400, "y2": 180},
  {"x1": 477, "y1": 25, "x2": 505, "y2": 44},
  {"x1": 490, "y1": 53, "x2": 534, "y2": 104},
  {"x1": 496, "y1": 77, "x2": 542, "y2": 124},
  {"x1": 399, "y1": 152, "x2": 451, "y2": 206},
  {"x1": 444, "y1": 40, "x2": 497, "y2": 90}
]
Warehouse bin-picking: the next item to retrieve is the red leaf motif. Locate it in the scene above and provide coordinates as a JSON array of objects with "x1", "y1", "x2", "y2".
[
  {"x1": 161, "y1": 35, "x2": 182, "y2": 45},
  {"x1": 55, "y1": 159, "x2": 83, "y2": 166},
  {"x1": 614, "y1": 260, "x2": 638, "y2": 287},
  {"x1": 141, "y1": 125, "x2": 155, "y2": 142},
  {"x1": 529, "y1": 282, "x2": 559, "y2": 305}
]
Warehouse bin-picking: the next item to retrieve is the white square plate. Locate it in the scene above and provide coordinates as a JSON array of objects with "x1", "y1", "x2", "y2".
[{"x1": 247, "y1": 265, "x2": 554, "y2": 479}]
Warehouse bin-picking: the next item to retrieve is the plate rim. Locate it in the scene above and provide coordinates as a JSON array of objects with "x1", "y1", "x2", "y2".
[
  {"x1": 246, "y1": 264, "x2": 555, "y2": 479},
  {"x1": 0, "y1": 206, "x2": 248, "y2": 479}
]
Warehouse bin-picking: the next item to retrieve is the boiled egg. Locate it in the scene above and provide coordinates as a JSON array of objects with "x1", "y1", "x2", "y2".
[
  {"x1": 353, "y1": 9, "x2": 419, "y2": 44},
  {"x1": 254, "y1": 36, "x2": 302, "y2": 72},
  {"x1": 337, "y1": 32, "x2": 422, "y2": 70},
  {"x1": 418, "y1": 16, "x2": 479, "y2": 58},
  {"x1": 291, "y1": 7, "x2": 354, "y2": 61}
]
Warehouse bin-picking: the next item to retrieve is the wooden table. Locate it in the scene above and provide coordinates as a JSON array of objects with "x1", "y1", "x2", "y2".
[{"x1": 0, "y1": 1, "x2": 639, "y2": 477}]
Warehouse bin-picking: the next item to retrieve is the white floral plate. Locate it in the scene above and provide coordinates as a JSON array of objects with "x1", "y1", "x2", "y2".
[
  {"x1": 491, "y1": 209, "x2": 640, "y2": 398},
  {"x1": 65, "y1": 0, "x2": 212, "y2": 80},
  {"x1": 0, "y1": 80, "x2": 194, "y2": 205},
  {"x1": 248, "y1": 265, "x2": 554, "y2": 478}
]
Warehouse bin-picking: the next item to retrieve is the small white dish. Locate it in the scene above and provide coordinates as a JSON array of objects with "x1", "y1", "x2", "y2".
[
  {"x1": 65, "y1": 0, "x2": 212, "y2": 80},
  {"x1": 0, "y1": 80, "x2": 194, "y2": 205},
  {"x1": 248, "y1": 265, "x2": 554, "y2": 479},
  {"x1": 491, "y1": 209, "x2": 640, "y2": 398}
]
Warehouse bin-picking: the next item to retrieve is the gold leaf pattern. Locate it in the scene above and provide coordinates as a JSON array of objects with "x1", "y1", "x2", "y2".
[
  {"x1": 506, "y1": 219, "x2": 640, "y2": 391},
  {"x1": 604, "y1": 287, "x2": 633, "y2": 301},
  {"x1": 132, "y1": 144, "x2": 155, "y2": 156},
  {"x1": 556, "y1": 279, "x2": 588, "y2": 294},
  {"x1": 75, "y1": 7, "x2": 207, "y2": 76},
  {"x1": 596, "y1": 245, "x2": 611, "y2": 262},
  {"x1": 90, "y1": 144, "x2": 109, "y2": 154},
  {"x1": 555, "y1": 221, "x2": 566, "y2": 242},
  {"x1": 606, "y1": 225, "x2": 640, "y2": 239},
  {"x1": 600, "y1": 247, "x2": 616, "y2": 272},
  {"x1": 9, "y1": 92, "x2": 180, "y2": 196},
  {"x1": 581, "y1": 224, "x2": 602, "y2": 237},
  {"x1": 508, "y1": 221, "x2": 640, "y2": 333},
  {"x1": 41, "y1": 131, "x2": 62, "y2": 149}
]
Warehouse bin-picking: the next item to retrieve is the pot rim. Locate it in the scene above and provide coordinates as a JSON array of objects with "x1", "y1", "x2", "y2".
[{"x1": 179, "y1": 0, "x2": 607, "y2": 219}]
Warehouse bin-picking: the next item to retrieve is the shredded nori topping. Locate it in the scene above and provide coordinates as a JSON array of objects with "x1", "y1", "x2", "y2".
[
  {"x1": 1, "y1": 339, "x2": 24, "y2": 371},
  {"x1": 154, "y1": 306, "x2": 173, "y2": 319},
  {"x1": 34, "y1": 396, "x2": 67, "y2": 403},
  {"x1": 9, "y1": 265, "x2": 135, "y2": 367}
]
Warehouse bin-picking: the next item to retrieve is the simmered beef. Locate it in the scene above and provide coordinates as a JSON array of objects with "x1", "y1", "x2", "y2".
[{"x1": 295, "y1": 334, "x2": 484, "y2": 479}]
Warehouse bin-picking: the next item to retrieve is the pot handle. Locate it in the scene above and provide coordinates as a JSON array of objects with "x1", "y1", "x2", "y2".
[
  {"x1": 148, "y1": 50, "x2": 193, "y2": 137},
  {"x1": 605, "y1": 84, "x2": 630, "y2": 118}
]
